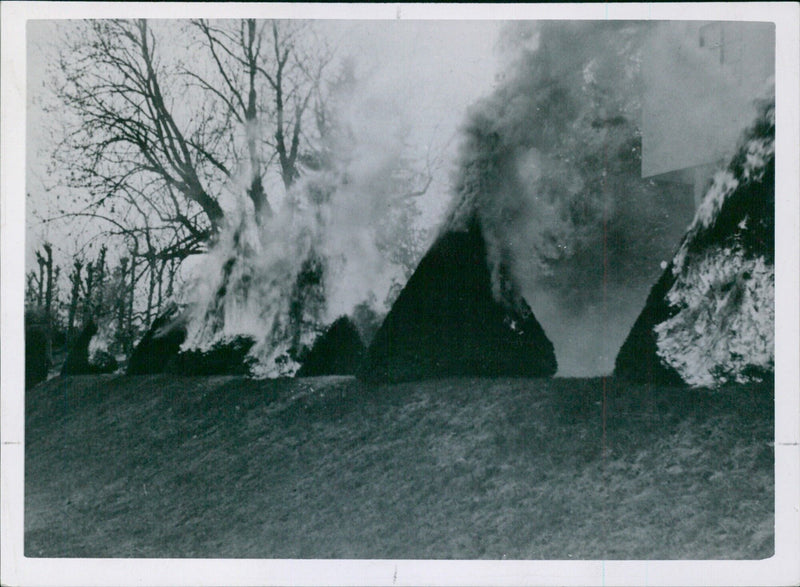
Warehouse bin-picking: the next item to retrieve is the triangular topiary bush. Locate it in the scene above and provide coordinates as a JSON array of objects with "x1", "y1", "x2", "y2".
[
  {"x1": 615, "y1": 99, "x2": 774, "y2": 387},
  {"x1": 61, "y1": 319, "x2": 118, "y2": 375},
  {"x1": 296, "y1": 316, "x2": 366, "y2": 377},
  {"x1": 359, "y1": 216, "x2": 557, "y2": 383},
  {"x1": 127, "y1": 305, "x2": 187, "y2": 375}
]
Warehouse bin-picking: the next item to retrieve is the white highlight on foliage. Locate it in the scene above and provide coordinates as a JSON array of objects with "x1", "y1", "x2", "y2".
[
  {"x1": 182, "y1": 204, "x2": 318, "y2": 377},
  {"x1": 741, "y1": 136, "x2": 774, "y2": 183},
  {"x1": 671, "y1": 170, "x2": 739, "y2": 277},
  {"x1": 655, "y1": 249, "x2": 774, "y2": 387},
  {"x1": 656, "y1": 117, "x2": 774, "y2": 387},
  {"x1": 671, "y1": 99, "x2": 775, "y2": 277},
  {"x1": 87, "y1": 318, "x2": 116, "y2": 368},
  {"x1": 181, "y1": 87, "x2": 427, "y2": 377}
]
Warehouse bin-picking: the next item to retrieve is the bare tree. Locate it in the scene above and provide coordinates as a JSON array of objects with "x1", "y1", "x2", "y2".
[
  {"x1": 51, "y1": 19, "x2": 336, "y2": 276},
  {"x1": 42, "y1": 19, "x2": 437, "y2": 361},
  {"x1": 190, "y1": 19, "x2": 270, "y2": 217},
  {"x1": 54, "y1": 19, "x2": 229, "y2": 247},
  {"x1": 189, "y1": 19, "x2": 334, "y2": 211},
  {"x1": 34, "y1": 244, "x2": 55, "y2": 321},
  {"x1": 265, "y1": 21, "x2": 333, "y2": 191},
  {"x1": 67, "y1": 258, "x2": 84, "y2": 339}
]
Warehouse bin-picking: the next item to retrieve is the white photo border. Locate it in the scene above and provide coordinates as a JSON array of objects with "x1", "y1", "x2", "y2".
[{"x1": 2, "y1": 3, "x2": 798, "y2": 586}]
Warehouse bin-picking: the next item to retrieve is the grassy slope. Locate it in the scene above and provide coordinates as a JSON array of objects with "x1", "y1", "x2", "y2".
[{"x1": 25, "y1": 374, "x2": 773, "y2": 559}]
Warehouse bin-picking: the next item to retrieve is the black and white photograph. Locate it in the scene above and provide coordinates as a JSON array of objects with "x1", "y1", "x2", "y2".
[{"x1": 2, "y1": 3, "x2": 799, "y2": 586}]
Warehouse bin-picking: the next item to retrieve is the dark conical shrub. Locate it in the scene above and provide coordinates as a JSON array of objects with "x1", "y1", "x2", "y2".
[
  {"x1": 359, "y1": 216, "x2": 557, "y2": 383},
  {"x1": 127, "y1": 305, "x2": 187, "y2": 375},
  {"x1": 25, "y1": 310, "x2": 50, "y2": 388},
  {"x1": 61, "y1": 320, "x2": 97, "y2": 376},
  {"x1": 615, "y1": 98, "x2": 774, "y2": 387},
  {"x1": 168, "y1": 336, "x2": 256, "y2": 376},
  {"x1": 613, "y1": 265, "x2": 686, "y2": 386},
  {"x1": 297, "y1": 316, "x2": 366, "y2": 377},
  {"x1": 129, "y1": 305, "x2": 256, "y2": 376},
  {"x1": 61, "y1": 319, "x2": 117, "y2": 375}
]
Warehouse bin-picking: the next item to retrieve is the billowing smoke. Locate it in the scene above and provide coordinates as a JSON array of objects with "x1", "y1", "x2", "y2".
[
  {"x1": 448, "y1": 21, "x2": 701, "y2": 376},
  {"x1": 181, "y1": 60, "x2": 429, "y2": 377},
  {"x1": 168, "y1": 20, "x2": 772, "y2": 378}
]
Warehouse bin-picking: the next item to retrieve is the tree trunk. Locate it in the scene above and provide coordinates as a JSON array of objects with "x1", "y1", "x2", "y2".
[
  {"x1": 156, "y1": 258, "x2": 166, "y2": 314},
  {"x1": 36, "y1": 254, "x2": 45, "y2": 307},
  {"x1": 245, "y1": 19, "x2": 270, "y2": 219},
  {"x1": 146, "y1": 254, "x2": 156, "y2": 329},
  {"x1": 126, "y1": 249, "x2": 137, "y2": 355},
  {"x1": 67, "y1": 260, "x2": 83, "y2": 341},
  {"x1": 43, "y1": 244, "x2": 54, "y2": 320},
  {"x1": 95, "y1": 246, "x2": 107, "y2": 314},
  {"x1": 166, "y1": 258, "x2": 176, "y2": 301},
  {"x1": 83, "y1": 263, "x2": 94, "y2": 323},
  {"x1": 42, "y1": 244, "x2": 55, "y2": 366},
  {"x1": 117, "y1": 258, "x2": 128, "y2": 354}
]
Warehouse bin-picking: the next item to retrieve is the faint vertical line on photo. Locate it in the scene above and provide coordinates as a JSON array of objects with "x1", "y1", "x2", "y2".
[{"x1": 600, "y1": 83, "x2": 611, "y2": 558}]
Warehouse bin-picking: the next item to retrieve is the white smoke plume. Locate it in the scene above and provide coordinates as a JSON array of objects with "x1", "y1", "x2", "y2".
[
  {"x1": 180, "y1": 59, "x2": 432, "y2": 377},
  {"x1": 447, "y1": 21, "x2": 773, "y2": 376}
]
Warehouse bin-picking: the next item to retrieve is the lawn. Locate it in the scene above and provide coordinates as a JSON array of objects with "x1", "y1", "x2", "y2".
[{"x1": 25, "y1": 374, "x2": 773, "y2": 559}]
